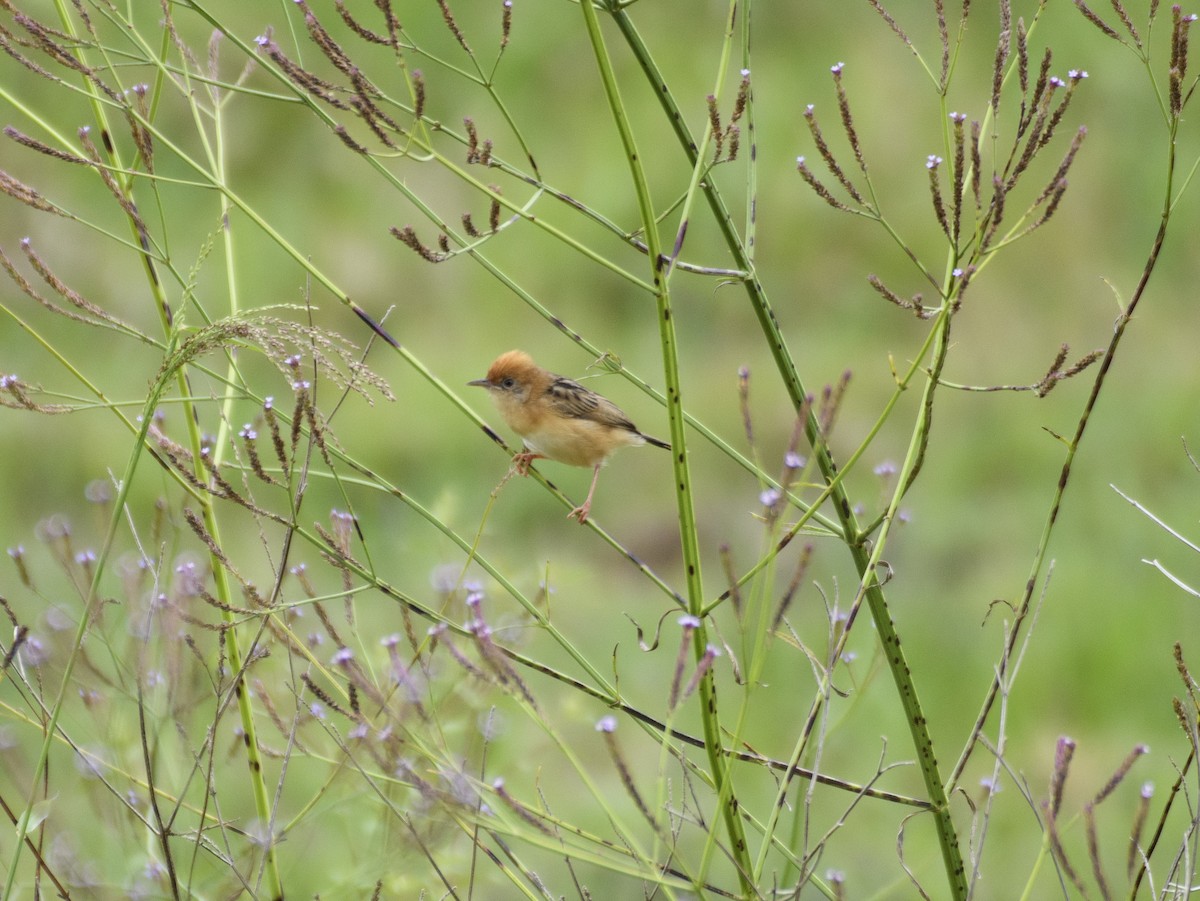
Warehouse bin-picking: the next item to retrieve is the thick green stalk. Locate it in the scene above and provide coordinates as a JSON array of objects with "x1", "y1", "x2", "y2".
[
  {"x1": 579, "y1": 2, "x2": 754, "y2": 894},
  {"x1": 610, "y1": 8, "x2": 966, "y2": 896}
]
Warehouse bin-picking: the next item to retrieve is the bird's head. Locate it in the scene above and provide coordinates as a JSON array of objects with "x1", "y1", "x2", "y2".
[{"x1": 467, "y1": 350, "x2": 540, "y2": 403}]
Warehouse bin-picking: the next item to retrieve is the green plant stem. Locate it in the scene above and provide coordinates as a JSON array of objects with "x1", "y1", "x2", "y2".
[
  {"x1": 948, "y1": 116, "x2": 1178, "y2": 794},
  {"x1": 581, "y1": 2, "x2": 755, "y2": 894},
  {"x1": 19, "y1": 7, "x2": 286, "y2": 896},
  {"x1": 610, "y1": 8, "x2": 966, "y2": 896},
  {"x1": 1, "y1": 339, "x2": 168, "y2": 900},
  {"x1": 182, "y1": 2, "x2": 658, "y2": 297}
]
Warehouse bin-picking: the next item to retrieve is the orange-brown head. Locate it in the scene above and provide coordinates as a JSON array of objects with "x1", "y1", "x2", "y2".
[
  {"x1": 467, "y1": 350, "x2": 543, "y2": 402},
  {"x1": 468, "y1": 347, "x2": 540, "y2": 391},
  {"x1": 468, "y1": 350, "x2": 555, "y2": 439}
]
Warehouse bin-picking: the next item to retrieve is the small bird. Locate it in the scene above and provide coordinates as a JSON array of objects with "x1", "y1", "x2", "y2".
[{"x1": 469, "y1": 350, "x2": 670, "y2": 524}]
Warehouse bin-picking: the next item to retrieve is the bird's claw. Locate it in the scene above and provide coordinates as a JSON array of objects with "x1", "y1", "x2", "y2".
[{"x1": 512, "y1": 452, "x2": 539, "y2": 476}]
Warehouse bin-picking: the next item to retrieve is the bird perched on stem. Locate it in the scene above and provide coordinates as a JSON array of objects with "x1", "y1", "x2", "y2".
[{"x1": 469, "y1": 350, "x2": 670, "y2": 524}]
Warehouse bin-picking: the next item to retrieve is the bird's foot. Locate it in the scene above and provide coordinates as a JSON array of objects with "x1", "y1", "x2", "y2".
[
  {"x1": 567, "y1": 502, "x2": 591, "y2": 525},
  {"x1": 511, "y1": 452, "x2": 543, "y2": 476}
]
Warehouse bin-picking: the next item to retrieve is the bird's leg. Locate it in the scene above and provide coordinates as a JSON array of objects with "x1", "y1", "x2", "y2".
[
  {"x1": 568, "y1": 464, "x2": 603, "y2": 524},
  {"x1": 511, "y1": 450, "x2": 545, "y2": 476}
]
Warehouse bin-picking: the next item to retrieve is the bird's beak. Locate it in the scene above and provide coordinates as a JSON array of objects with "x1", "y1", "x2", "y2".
[{"x1": 467, "y1": 377, "x2": 492, "y2": 388}]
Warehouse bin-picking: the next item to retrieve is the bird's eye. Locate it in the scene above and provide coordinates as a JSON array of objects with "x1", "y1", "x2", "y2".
[{"x1": 500, "y1": 377, "x2": 516, "y2": 389}]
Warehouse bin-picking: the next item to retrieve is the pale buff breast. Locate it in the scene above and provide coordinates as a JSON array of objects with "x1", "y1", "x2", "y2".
[{"x1": 521, "y1": 416, "x2": 646, "y2": 468}]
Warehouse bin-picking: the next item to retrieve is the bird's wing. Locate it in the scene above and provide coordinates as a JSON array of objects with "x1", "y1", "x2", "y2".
[{"x1": 546, "y1": 376, "x2": 639, "y2": 433}]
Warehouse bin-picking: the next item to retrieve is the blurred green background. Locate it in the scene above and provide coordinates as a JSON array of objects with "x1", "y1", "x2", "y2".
[{"x1": 1, "y1": 0, "x2": 1199, "y2": 896}]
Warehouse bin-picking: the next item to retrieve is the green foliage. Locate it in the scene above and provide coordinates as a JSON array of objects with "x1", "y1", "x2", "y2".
[{"x1": 1, "y1": 1, "x2": 1200, "y2": 898}]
